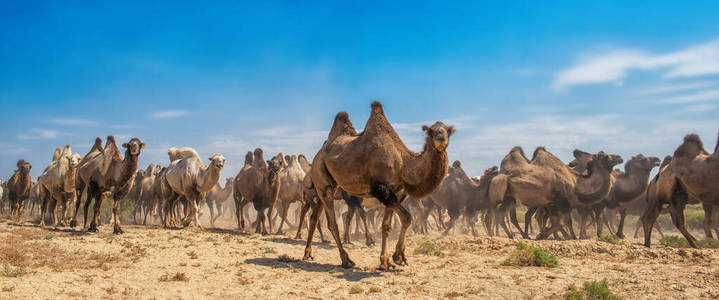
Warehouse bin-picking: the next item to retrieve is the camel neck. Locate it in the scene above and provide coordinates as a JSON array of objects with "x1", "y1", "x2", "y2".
[
  {"x1": 402, "y1": 140, "x2": 448, "y2": 198},
  {"x1": 576, "y1": 164, "x2": 611, "y2": 204},
  {"x1": 197, "y1": 163, "x2": 221, "y2": 192},
  {"x1": 118, "y1": 150, "x2": 139, "y2": 187}
]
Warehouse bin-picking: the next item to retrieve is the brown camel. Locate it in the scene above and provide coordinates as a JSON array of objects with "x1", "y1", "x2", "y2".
[
  {"x1": 71, "y1": 136, "x2": 145, "y2": 233},
  {"x1": 305, "y1": 101, "x2": 454, "y2": 269},
  {"x1": 642, "y1": 132, "x2": 719, "y2": 247},
  {"x1": 490, "y1": 147, "x2": 622, "y2": 240},
  {"x1": 162, "y1": 147, "x2": 226, "y2": 229},
  {"x1": 234, "y1": 149, "x2": 283, "y2": 234},
  {"x1": 37, "y1": 145, "x2": 82, "y2": 227},
  {"x1": 205, "y1": 177, "x2": 234, "y2": 227},
  {"x1": 137, "y1": 164, "x2": 162, "y2": 225},
  {"x1": 7, "y1": 159, "x2": 33, "y2": 220},
  {"x1": 275, "y1": 154, "x2": 306, "y2": 234},
  {"x1": 130, "y1": 164, "x2": 152, "y2": 224}
]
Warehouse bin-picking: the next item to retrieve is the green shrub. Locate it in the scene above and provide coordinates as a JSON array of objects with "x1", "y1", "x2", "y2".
[
  {"x1": 564, "y1": 279, "x2": 622, "y2": 300},
  {"x1": 2, "y1": 263, "x2": 26, "y2": 277},
  {"x1": 277, "y1": 254, "x2": 296, "y2": 262},
  {"x1": 413, "y1": 240, "x2": 444, "y2": 257},
  {"x1": 660, "y1": 235, "x2": 690, "y2": 248},
  {"x1": 501, "y1": 242, "x2": 558, "y2": 268},
  {"x1": 349, "y1": 286, "x2": 363, "y2": 294},
  {"x1": 598, "y1": 233, "x2": 617, "y2": 244}
]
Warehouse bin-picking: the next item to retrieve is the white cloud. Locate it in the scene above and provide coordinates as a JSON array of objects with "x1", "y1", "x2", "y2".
[
  {"x1": 634, "y1": 81, "x2": 717, "y2": 96},
  {"x1": 17, "y1": 129, "x2": 66, "y2": 140},
  {"x1": 659, "y1": 89, "x2": 719, "y2": 103},
  {"x1": 681, "y1": 103, "x2": 717, "y2": 114},
  {"x1": 148, "y1": 110, "x2": 188, "y2": 119},
  {"x1": 49, "y1": 118, "x2": 97, "y2": 126},
  {"x1": 553, "y1": 40, "x2": 719, "y2": 90}
]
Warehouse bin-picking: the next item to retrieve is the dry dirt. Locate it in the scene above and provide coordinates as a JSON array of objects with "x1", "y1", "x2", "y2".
[{"x1": 1, "y1": 217, "x2": 718, "y2": 299}]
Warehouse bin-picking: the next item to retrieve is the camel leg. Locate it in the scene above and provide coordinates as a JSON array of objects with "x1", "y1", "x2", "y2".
[
  {"x1": 88, "y1": 188, "x2": 103, "y2": 233},
  {"x1": 378, "y1": 207, "x2": 395, "y2": 270},
  {"x1": 50, "y1": 198, "x2": 59, "y2": 227},
  {"x1": 578, "y1": 207, "x2": 589, "y2": 239},
  {"x1": 39, "y1": 188, "x2": 50, "y2": 228},
  {"x1": 524, "y1": 207, "x2": 537, "y2": 238},
  {"x1": 266, "y1": 204, "x2": 274, "y2": 234},
  {"x1": 189, "y1": 196, "x2": 203, "y2": 230},
  {"x1": 496, "y1": 205, "x2": 514, "y2": 239},
  {"x1": 508, "y1": 204, "x2": 525, "y2": 238},
  {"x1": 537, "y1": 208, "x2": 564, "y2": 240},
  {"x1": 255, "y1": 208, "x2": 265, "y2": 234},
  {"x1": 483, "y1": 208, "x2": 494, "y2": 236},
  {"x1": 295, "y1": 201, "x2": 311, "y2": 239},
  {"x1": 70, "y1": 183, "x2": 85, "y2": 228},
  {"x1": 342, "y1": 205, "x2": 356, "y2": 244},
  {"x1": 392, "y1": 202, "x2": 411, "y2": 266},
  {"x1": 615, "y1": 208, "x2": 627, "y2": 238},
  {"x1": 236, "y1": 198, "x2": 250, "y2": 231},
  {"x1": 208, "y1": 199, "x2": 215, "y2": 228},
  {"x1": 322, "y1": 190, "x2": 354, "y2": 268},
  {"x1": 112, "y1": 193, "x2": 123, "y2": 234},
  {"x1": 358, "y1": 206, "x2": 375, "y2": 246},
  {"x1": 702, "y1": 203, "x2": 713, "y2": 239},
  {"x1": 641, "y1": 196, "x2": 663, "y2": 247},
  {"x1": 633, "y1": 218, "x2": 642, "y2": 239},
  {"x1": 59, "y1": 195, "x2": 70, "y2": 226},
  {"x1": 303, "y1": 202, "x2": 324, "y2": 261},
  {"x1": 668, "y1": 201, "x2": 698, "y2": 248},
  {"x1": 276, "y1": 202, "x2": 290, "y2": 235},
  {"x1": 443, "y1": 209, "x2": 459, "y2": 235}
]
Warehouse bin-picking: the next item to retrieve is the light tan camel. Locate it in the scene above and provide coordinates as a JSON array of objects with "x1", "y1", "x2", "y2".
[
  {"x1": 275, "y1": 154, "x2": 306, "y2": 234},
  {"x1": 71, "y1": 136, "x2": 145, "y2": 233},
  {"x1": 205, "y1": 177, "x2": 234, "y2": 227},
  {"x1": 137, "y1": 164, "x2": 162, "y2": 225},
  {"x1": 162, "y1": 147, "x2": 226, "y2": 229},
  {"x1": 642, "y1": 132, "x2": 719, "y2": 247},
  {"x1": 37, "y1": 145, "x2": 82, "y2": 227},
  {"x1": 305, "y1": 101, "x2": 454, "y2": 269}
]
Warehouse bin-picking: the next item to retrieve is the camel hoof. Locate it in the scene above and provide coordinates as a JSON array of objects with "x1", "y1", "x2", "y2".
[
  {"x1": 392, "y1": 252, "x2": 407, "y2": 266},
  {"x1": 302, "y1": 250, "x2": 314, "y2": 261},
  {"x1": 366, "y1": 240, "x2": 376, "y2": 247},
  {"x1": 69, "y1": 220, "x2": 77, "y2": 228},
  {"x1": 341, "y1": 260, "x2": 356, "y2": 269},
  {"x1": 377, "y1": 262, "x2": 395, "y2": 271},
  {"x1": 616, "y1": 233, "x2": 625, "y2": 239},
  {"x1": 114, "y1": 228, "x2": 124, "y2": 235},
  {"x1": 87, "y1": 227, "x2": 99, "y2": 233},
  {"x1": 275, "y1": 230, "x2": 284, "y2": 235},
  {"x1": 294, "y1": 234, "x2": 302, "y2": 240}
]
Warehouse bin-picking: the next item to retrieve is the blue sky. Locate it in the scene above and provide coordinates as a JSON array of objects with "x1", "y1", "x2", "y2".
[{"x1": 1, "y1": 1, "x2": 718, "y2": 179}]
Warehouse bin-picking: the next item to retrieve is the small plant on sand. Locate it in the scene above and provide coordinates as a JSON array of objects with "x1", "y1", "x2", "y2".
[
  {"x1": 564, "y1": 279, "x2": 622, "y2": 300},
  {"x1": 660, "y1": 235, "x2": 690, "y2": 248},
  {"x1": 699, "y1": 238, "x2": 719, "y2": 248},
  {"x1": 349, "y1": 286, "x2": 363, "y2": 294},
  {"x1": 277, "y1": 254, "x2": 296, "y2": 262},
  {"x1": 263, "y1": 247, "x2": 277, "y2": 254},
  {"x1": 2, "y1": 263, "x2": 26, "y2": 277},
  {"x1": 501, "y1": 242, "x2": 558, "y2": 268},
  {"x1": 159, "y1": 272, "x2": 189, "y2": 282},
  {"x1": 444, "y1": 291, "x2": 464, "y2": 298},
  {"x1": 368, "y1": 287, "x2": 381, "y2": 293},
  {"x1": 413, "y1": 240, "x2": 444, "y2": 257},
  {"x1": 598, "y1": 233, "x2": 617, "y2": 245}
]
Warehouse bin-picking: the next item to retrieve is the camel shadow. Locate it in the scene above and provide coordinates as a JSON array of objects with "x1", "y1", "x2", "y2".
[
  {"x1": 244, "y1": 257, "x2": 382, "y2": 281},
  {"x1": 6, "y1": 222, "x2": 93, "y2": 236},
  {"x1": 263, "y1": 237, "x2": 335, "y2": 250}
]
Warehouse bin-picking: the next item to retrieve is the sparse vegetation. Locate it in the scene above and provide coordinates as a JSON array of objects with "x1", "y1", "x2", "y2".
[
  {"x1": 564, "y1": 279, "x2": 622, "y2": 300},
  {"x1": 659, "y1": 235, "x2": 690, "y2": 248},
  {"x1": 2, "y1": 263, "x2": 26, "y2": 277},
  {"x1": 349, "y1": 286, "x2": 363, "y2": 294},
  {"x1": 413, "y1": 240, "x2": 444, "y2": 257},
  {"x1": 699, "y1": 238, "x2": 719, "y2": 248},
  {"x1": 277, "y1": 254, "x2": 295, "y2": 262},
  {"x1": 598, "y1": 233, "x2": 617, "y2": 244},
  {"x1": 368, "y1": 287, "x2": 381, "y2": 293},
  {"x1": 159, "y1": 272, "x2": 189, "y2": 282},
  {"x1": 501, "y1": 242, "x2": 558, "y2": 268},
  {"x1": 263, "y1": 247, "x2": 277, "y2": 254},
  {"x1": 444, "y1": 291, "x2": 464, "y2": 298}
]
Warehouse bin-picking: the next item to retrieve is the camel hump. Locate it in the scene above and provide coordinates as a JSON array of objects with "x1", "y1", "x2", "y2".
[
  {"x1": 675, "y1": 133, "x2": 708, "y2": 157},
  {"x1": 327, "y1": 111, "x2": 357, "y2": 141},
  {"x1": 52, "y1": 147, "x2": 62, "y2": 162},
  {"x1": 371, "y1": 101, "x2": 384, "y2": 114},
  {"x1": 61, "y1": 144, "x2": 71, "y2": 158},
  {"x1": 88, "y1": 137, "x2": 103, "y2": 154},
  {"x1": 244, "y1": 151, "x2": 253, "y2": 166}
]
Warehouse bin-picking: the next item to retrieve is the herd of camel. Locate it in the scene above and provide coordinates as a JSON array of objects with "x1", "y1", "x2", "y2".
[{"x1": 1, "y1": 101, "x2": 718, "y2": 269}]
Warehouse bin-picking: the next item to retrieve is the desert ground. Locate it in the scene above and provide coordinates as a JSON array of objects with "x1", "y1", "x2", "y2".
[{"x1": 1, "y1": 211, "x2": 718, "y2": 300}]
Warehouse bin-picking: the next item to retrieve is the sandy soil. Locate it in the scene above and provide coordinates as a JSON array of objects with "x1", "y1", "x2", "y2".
[{"x1": 1, "y1": 218, "x2": 718, "y2": 299}]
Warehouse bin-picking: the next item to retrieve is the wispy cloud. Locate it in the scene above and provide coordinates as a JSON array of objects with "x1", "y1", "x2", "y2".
[
  {"x1": 17, "y1": 129, "x2": 66, "y2": 140},
  {"x1": 634, "y1": 81, "x2": 717, "y2": 96},
  {"x1": 49, "y1": 118, "x2": 97, "y2": 126},
  {"x1": 659, "y1": 89, "x2": 719, "y2": 103},
  {"x1": 553, "y1": 40, "x2": 719, "y2": 90},
  {"x1": 148, "y1": 110, "x2": 188, "y2": 119}
]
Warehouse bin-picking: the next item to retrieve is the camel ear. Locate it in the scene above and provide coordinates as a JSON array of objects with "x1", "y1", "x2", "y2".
[
  {"x1": 122, "y1": 143, "x2": 129, "y2": 148},
  {"x1": 422, "y1": 125, "x2": 430, "y2": 132},
  {"x1": 447, "y1": 126, "x2": 456, "y2": 136},
  {"x1": 141, "y1": 143, "x2": 146, "y2": 149}
]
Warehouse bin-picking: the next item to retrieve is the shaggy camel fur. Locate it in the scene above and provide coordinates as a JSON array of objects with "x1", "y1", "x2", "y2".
[
  {"x1": 490, "y1": 147, "x2": 622, "y2": 240},
  {"x1": 305, "y1": 101, "x2": 454, "y2": 269},
  {"x1": 205, "y1": 177, "x2": 234, "y2": 227},
  {"x1": 72, "y1": 136, "x2": 144, "y2": 233},
  {"x1": 642, "y1": 133, "x2": 719, "y2": 247},
  {"x1": 7, "y1": 159, "x2": 33, "y2": 220},
  {"x1": 234, "y1": 149, "x2": 283, "y2": 234},
  {"x1": 38, "y1": 145, "x2": 82, "y2": 227},
  {"x1": 162, "y1": 147, "x2": 226, "y2": 229}
]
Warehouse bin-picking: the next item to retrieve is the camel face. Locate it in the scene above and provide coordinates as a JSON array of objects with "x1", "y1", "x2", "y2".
[
  {"x1": 209, "y1": 153, "x2": 226, "y2": 169},
  {"x1": 122, "y1": 138, "x2": 145, "y2": 156},
  {"x1": 67, "y1": 153, "x2": 81, "y2": 168},
  {"x1": 268, "y1": 154, "x2": 283, "y2": 174},
  {"x1": 17, "y1": 160, "x2": 32, "y2": 175},
  {"x1": 591, "y1": 152, "x2": 623, "y2": 170},
  {"x1": 627, "y1": 154, "x2": 660, "y2": 172},
  {"x1": 422, "y1": 122, "x2": 455, "y2": 151}
]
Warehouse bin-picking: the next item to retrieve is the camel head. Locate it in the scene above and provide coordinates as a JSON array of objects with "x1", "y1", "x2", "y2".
[
  {"x1": 154, "y1": 164, "x2": 162, "y2": 175},
  {"x1": 422, "y1": 122, "x2": 455, "y2": 152},
  {"x1": 67, "y1": 153, "x2": 82, "y2": 168},
  {"x1": 16, "y1": 160, "x2": 31, "y2": 174},
  {"x1": 569, "y1": 149, "x2": 593, "y2": 171},
  {"x1": 244, "y1": 151, "x2": 254, "y2": 166},
  {"x1": 484, "y1": 165, "x2": 499, "y2": 177},
  {"x1": 674, "y1": 134, "x2": 709, "y2": 158},
  {"x1": 626, "y1": 154, "x2": 661, "y2": 173},
  {"x1": 226, "y1": 177, "x2": 234, "y2": 186},
  {"x1": 588, "y1": 152, "x2": 623, "y2": 172},
  {"x1": 208, "y1": 153, "x2": 226, "y2": 169},
  {"x1": 122, "y1": 138, "x2": 145, "y2": 156},
  {"x1": 268, "y1": 153, "x2": 284, "y2": 175}
]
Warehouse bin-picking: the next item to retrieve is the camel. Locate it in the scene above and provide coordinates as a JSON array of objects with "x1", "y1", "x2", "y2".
[
  {"x1": 37, "y1": 145, "x2": 82, "y2": 227},
  {"x1": 274, "y1": 154, "x2": 306, "y2": 234},
  {"x1": 642, "y1": 132, "x2": 719, "y2": 248},
  {"x1": 150, "y1": 165, "x2": 169, "y2": 225},
  {"x1": 130, "y1": 164, "x2": 152, "y2": 224},
  {"x1": 305, "y1": 101, "x2": 454, "y2": 269},
  {"x1": 234, "y1": 149, "x2": 283, "y2": 234},
  {"x1": 427, "y1": 161, "x2": 498, "y2": 236},
  {"x1": 341, "y1": 193, "x2": 380, "y2": 246},
  {"x1": 0, "y1": 179, "x2": 4, "y2": 214},
  {"x1": 205, "y1": 177, "x2": 234, "y2": 227},
  {"x1": 71, "y1": 136, "x2": 145, "y2": 233},
  {"x1": 136, "y1": 164, "x2": 162, "y2": 225},
  {"x1": 490, "y1": 147, "x2": 622, "y2": 240},
  {"x1": 162, "y1": 147, "x2": 226, "y2": 229},
  {"x1": 6, "y1": 159, "x2": 33, "y2": 220}
]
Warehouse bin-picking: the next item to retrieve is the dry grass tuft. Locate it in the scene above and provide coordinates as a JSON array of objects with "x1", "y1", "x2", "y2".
[{"x1": 159, "y1": 272, "x2": 189, "y2": 282}]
